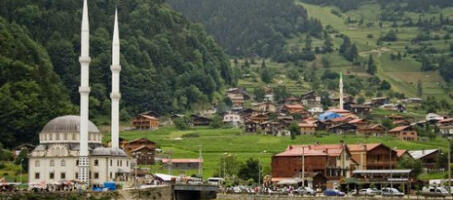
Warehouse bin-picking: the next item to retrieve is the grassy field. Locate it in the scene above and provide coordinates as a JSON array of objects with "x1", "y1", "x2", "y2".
[
  {"x1": 292, "y1": 1, "x2": 453, "y2": 100},
  {"x1": 111, "y1": 126, "x2": 449, "y2": 179}
]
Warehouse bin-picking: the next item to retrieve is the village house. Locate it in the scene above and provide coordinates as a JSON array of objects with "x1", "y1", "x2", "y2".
[
  {"x1": 249, "y1": 113, "x2": 270, "y2": 124},
  {"x1": 347, "y1": 144, "x2": 397, "y2": 170},
  {"x1": 190, "y1": 114, "x2": 212, "y2": 126},
  {"x1": 328, "y1": 123, "x2": 357, "y2": 134},
  {"x1": 252, "y1": 102, "x2": 277, "y2": 113},
  {"x1": 223, "y1": 113, "x2": 242, "y2": 126},
  {"x1": 298, "y1": 123, "x2": 317, "y2": 135},
  {"x1": 123, "y1": 138, "x2": 157, "y2": 165},
  {"x1": 392, "y1": 119, "x2": 411, "y2": 126},
  {"x1": 348, "y1": 104, "x2": 372, "y2": 115},
  {"x1": 437, "y1": 118, "x2": 453, "y2": 135},
  {"x1": 371, "y1": 97, "x2": 389, "y2": 107},
  {"x1": 408, "y1": 149, "x2": 440, "y2": 171},
  {"x1": 300, "y1": 91, "x2": 321, "y2": 107},
  {"x1": 161, "y1": 158, "x2": 203, "y2": 170},
  {"x1": 132, "y1": 114, "x2": 159, "y2": 130},
  {"x1": 388, "y1": 126, "x2": 418, "y2": 141},
  {"x1": 283, "y1": 97, "x2": 300, "y2": 105},
  {"x1": 308, "y1": 106, "x2": 324, "y2": 114},
  {"x1": 272, "y1": 144, "x2": 356, "y2": 189},
  {"x1": 357, "y1": 124, "x2": 386, "y2": 136},
  {"x1": 348, "y1": 119, "x2": 369, "y2": 129},
  {"x1": 282, "y1": 104, "x2": 305, "y2": 114},
  {"x1": 245, "y1": 120, "x2": 259, "y2": 133},
  {"x1": 426, "y1": 113, "x2": 445, "y2": 123},
  {"x1": 226, "y1": 88, "x2": 249, "y2": 110}
]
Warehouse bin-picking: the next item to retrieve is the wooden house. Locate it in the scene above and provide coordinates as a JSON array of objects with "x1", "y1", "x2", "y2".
[
  {"x1": 328, "y1": 123, "x2": 357, "y2": 134},
  {"x1": 357, "y1": 124, "x2": 386, "y2": 136},
  {"x1": 371, "y1": 97, "x2": 389, "y2": 106},
  {"x1": 252, "y1": 102, "x2": 277, "y2": 113},
  {"x1": 132, "y1": 114, "x2": 159, "y2": 130},
  {"x1": 282, "y1": 104, "x2": 304, "y2": 114},
  {"x1": 388, "y1": 126, "x2": 418, "y2": 141},
  {"x1": 300, "y1": 91, "x2": 321, "y2": 107},
  {"x1": 438, "y1": 118, "x2": 453, "y2": 135},
  {"x1": 299, "y1": 123, "x2": 317, "y2": 135},
  {"x1": 347, "y1": 144, "x2": 397, "y2": 170},
  {"x1": 349, "y1": 104, "x2": 372, "y2": 115},
  {"x1": 123, "y1": 138, "x2": 157, "y2": 165},
  {"x1": 190, "y1": 115, "x2": 212, "y2": 126},
  {"x1": 408, "y1": 149, "x2": 440, "y2": 171}
]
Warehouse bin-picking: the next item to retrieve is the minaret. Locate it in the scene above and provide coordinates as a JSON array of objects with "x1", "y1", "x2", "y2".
[
  {"x1": 111, "y1": 9, "x2": 121, "y2": 149},
  {"x1": 79, "y1": 0, "x2": 91, "y2": 185},
  {"x1": 339, "y1": 72, "x2": 344, "y2": 110}
]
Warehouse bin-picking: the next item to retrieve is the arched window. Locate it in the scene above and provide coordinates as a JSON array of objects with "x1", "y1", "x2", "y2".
[
  {"x1": 61, "y1": 160, "x2": 65, "y2": 166},
  {"x1": 50, "y1": 160, "x2": 55, "y2": 167}
]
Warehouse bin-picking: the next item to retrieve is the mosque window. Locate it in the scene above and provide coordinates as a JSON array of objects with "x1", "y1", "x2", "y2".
[
  {"x1": 50, "y1": 160, "x2": 55, "y2": 167},
  {"x1": 75, "y1": 172, "x2": 78, "y2": 179},
  {"x1": 94, "y1": 172, "x2": 99, "y2": 179},
  {"x1": 120, "y1": 160, "x2": 122, "y2": 166},
  {"x1": 110, "y1": 159, "x2": 112, "y2": 166},
  {"x1": 61, "y1": 172, "x2": 66, "y2": 179},
  {"x1": 49, "y1": 172, "x2": 54, "y2": 179},
  {"x1": 94, "y1": 159, "x2": 99, "y2": 166},
  {"x1": 76, "y1": 160, "x2": 79, "y2": 166},
  {"x1": 35, "y1": 173, "x2": 40, "y2": 179},
  {"x1": 61, "y1": 160, "x2": 65, "y2": 166}
]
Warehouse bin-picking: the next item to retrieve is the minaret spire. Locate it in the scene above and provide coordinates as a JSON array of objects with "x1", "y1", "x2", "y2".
[
  {"x1": 79, "y1": 0, "x2": 91, "y2": 185},
  {"x1": 339, "y1": 72, "x2": 344, "y2": 110},
  {"x1": 111, "y1": 9, "x2": 121, "y2": 149}
]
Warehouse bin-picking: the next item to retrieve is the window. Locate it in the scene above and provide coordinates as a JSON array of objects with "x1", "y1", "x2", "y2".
[
  {"x1": 35, "y1": 160, "x2": 40, "y2": 167},
  {"x1": 76, "y1": 160, "x2": 79, "y2": 166},
  {"x1": 94, "y1": 159, "x2": 99, "y2": 166},
  {"x1": 60, "y1": 172, "x2": 66, "y2": 179},
  {"x1": 75, "y1": 172, "x2": 78, "y2": 179},
  {"x1": 61, "y1": 160, "x2": 65, "y2": 166},
  {"x1": 35, "y1": 173, "x2": 40, "y2": 179},
  {"x1": 126, "y1": 161, "x2": 129, "y2": 167},
  {"x1": 110, "y1": 172, "x2": 112, "y2": 179},
  {"x1": 110, "y1": 159, "x2": 113, "y2": 166},
  {"x1": 117, "y1": 160, "x2": 119, "y2": 166},
  {"x1": 49, "y1": 172, "x2": 54, "y2": 179},
  {"x1": 120, "y1": 160, "x2": 123, "y2": 166},
  {"x1": 50, "y1": 160, "x2": 55, "y2": 167},
  {"x1": 94, "y1": 172, "x2": 99, "y2": 179}
]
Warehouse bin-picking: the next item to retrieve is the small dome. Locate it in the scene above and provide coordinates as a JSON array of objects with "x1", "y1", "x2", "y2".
[
  {"x1": 92, "y1": 147, "x2": 128, "y2": 157},
  {"x1": 41, "y1": 115, "x2": 99, "y2": 134}
]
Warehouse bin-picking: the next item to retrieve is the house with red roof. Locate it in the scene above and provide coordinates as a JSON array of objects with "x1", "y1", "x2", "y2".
[
  {"x1": 271, "y1": 144, "x2": 357, "y2": 188},
  {"x1": 357, "y1": 124, "x2": 386, "y2": 136},
  {"x1": 282, "y1": 104, "x2": 305, "y2": 114},
  {"x1": 388, "y1": 126, "x2": 418, "y2": 141},
  {"x1": 347, "y1": 143, "x2": 397, "y2": 170}
]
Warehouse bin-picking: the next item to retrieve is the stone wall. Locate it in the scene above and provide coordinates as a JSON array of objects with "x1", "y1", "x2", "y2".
[
  {"x1": 0, "y1": 185, "x2": 172, "y2": 200},
  {"x1": 217, "y1": 194, "x2": 387, "y2": 200}
]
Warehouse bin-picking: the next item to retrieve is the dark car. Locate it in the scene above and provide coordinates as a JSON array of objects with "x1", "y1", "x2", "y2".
[{"x1": 324, "y1": 189, "x2": 345, "y2": 196}]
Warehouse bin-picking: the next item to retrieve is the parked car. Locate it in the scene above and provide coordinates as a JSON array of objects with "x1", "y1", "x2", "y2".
[
  {"x1": 358, "y1": 188, "x2": 379, "y2": 196},
  {"x1": 324, "y1": 189, "x2": 345, "y2": 196},
  {"x1": 303, "y1": 187, "x2": 316, "y2": 196},
  {"x1": 420, "y1": 186, "x2": 448, "y2": 197},
  {"x1": 381, "y1": 187, "x2": 404, "y2": 197}
]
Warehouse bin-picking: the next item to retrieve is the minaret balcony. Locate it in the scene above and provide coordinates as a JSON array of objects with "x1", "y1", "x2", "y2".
[
  {"x1": 110, "y1": 64, "x2": 121, "y2": 72},
  {"x1": 79, "y1": 86, "x2": 91, "y2": 94},
  {"x1": 79, "y1": 56, "x2": 91, "y2": 64},
  {"x1": 110, "y1": 92, "x2": 121, "y2": 100}
]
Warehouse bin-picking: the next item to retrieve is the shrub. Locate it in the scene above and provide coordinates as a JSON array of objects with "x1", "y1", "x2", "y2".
[{"x1": 182, "y1": 133, "x2": 200, "y2": 138}]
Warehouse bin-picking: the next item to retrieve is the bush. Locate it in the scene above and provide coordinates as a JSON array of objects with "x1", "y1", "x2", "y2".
[
  {"x1": 174, "y1": 117, "x2": 190, "y2": 130},
  {"x1": 182, "y1": 133, "x2": 200, "y2": 138}
]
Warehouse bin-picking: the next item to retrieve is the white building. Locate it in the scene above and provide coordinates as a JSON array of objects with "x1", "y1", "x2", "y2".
[
  {"x1": 28, "y1": 0, "x2": 134, "y2": 188},
  {"x1": 223, "y1": 113, "x2": 242, "y2": 126},
  {"x1": 28, "y1": 116, "x2": 132, "y2": 186}
]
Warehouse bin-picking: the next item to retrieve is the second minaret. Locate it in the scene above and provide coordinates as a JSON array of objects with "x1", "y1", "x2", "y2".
[{"x1": 111, "y1": 10, "x2": 121, "y2": 149}]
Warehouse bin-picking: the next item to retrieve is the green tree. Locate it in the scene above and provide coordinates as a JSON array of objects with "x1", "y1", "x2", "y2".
[
  {"x1": 253, "y1": 87, "x2": 266, "y2": 102},
  {"x1": 238, "y1": 158, "x2": 261, "y2": 183},
  {"x1": 289, "y1": 122, "x2": 300, "y2": 140},
  {"x1": 367, "y1": 55, "x2": 377, "y2": 75},
  {"x1": 174, "y1": 117, "x2": 191, "y2": 130},
  {"x1": 261, "y1": 67, "x2": 273, "y2": 83},
  {"x1": 417, "y1": 80, "x2": 423, "y2": 97},
  {"x1": 397, "y1": 156, "x2": 423, "y2": 177},
  {"x1": 210, "y1": 115, "x2": 224, "y2": 129}
]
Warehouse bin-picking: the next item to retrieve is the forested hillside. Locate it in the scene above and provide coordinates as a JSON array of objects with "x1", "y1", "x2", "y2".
[
  {"x1": 0, "y1": 18, "x2": 74, "y2": 147},
  {"x1": 0, "y1": 0, "x2": 235, "y2": 147},
  {"x1": 166, "y1": 0, "x2": 323, "y2": 58},
  {"x1": 301, "y1": 0, "x2": 453, "y2": 11}
]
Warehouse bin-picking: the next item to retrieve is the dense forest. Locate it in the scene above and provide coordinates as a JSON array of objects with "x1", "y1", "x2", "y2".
[
  {"x1": 301, "y1": 0, "x2": 453, "y2": 11},
  {"x1": 166, "y1": 0, "x2": 323, "y2": 58},
  {"x1": 0, "y1": 0, "x2": 236, "y2": 147}
]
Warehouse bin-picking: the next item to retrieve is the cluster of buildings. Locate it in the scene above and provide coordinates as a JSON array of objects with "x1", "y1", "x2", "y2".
[{"x1": 271, "y1": 142, "x2": 441, "y2": 190}]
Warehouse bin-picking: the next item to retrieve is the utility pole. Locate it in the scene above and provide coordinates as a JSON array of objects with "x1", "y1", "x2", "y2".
[
  {"x1": 302, "y1": 146, "x2": 305, "y2": 187},
  {"x1": 198, "y1": 145, "x2": 203, "y2": 178},
  {"x1": 449, "y1": 136, "x2": 452, "y2": 195}
]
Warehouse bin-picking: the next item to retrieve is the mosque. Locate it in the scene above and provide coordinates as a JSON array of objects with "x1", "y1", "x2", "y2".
[{"x1": 28, "y1": 0, "x2": 134, "y2": 186}]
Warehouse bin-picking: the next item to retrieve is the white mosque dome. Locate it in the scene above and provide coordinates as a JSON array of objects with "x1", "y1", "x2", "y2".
[{"x1": 39, "y1": 115, "x2": 102, "y2": 144}]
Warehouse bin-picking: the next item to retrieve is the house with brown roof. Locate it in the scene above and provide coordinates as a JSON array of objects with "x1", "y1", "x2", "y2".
[
  {"x1": 132, "y1": 114, "x2": 159, "y2": 130},
  {"x1": 357, "y1": 124, "x2": 386, "y2": 136},
  {"x1": 388, "y1": 126, "x2": 418, "y2": 141},
  {"x1": 347, "y1": 144, "x2": 397, "y2": 170},
  {"x1": 298, "y1": 123, "x2": 317, "y2": 135},
  {"x1": 408, "y1": 149, "x2": 440, "y2": 171},
  {"x1": 123, "y1": 138, "x2": 157, "y2": 165},
  {"x1": 349, "y1": 104, "x2": 372, "y2": 115},
  {"x1": 272, "y1": 144, "x2": 356, "y2": 188},
  {"x1": 437, "y1": 118, "x2": 453, "y2": 135},
  {"x1": 282, "y1": 104, "x2": 304, "y2": 114},
  {"x1": 393, "y1": 119, "x2": 411, "y2": 126}
]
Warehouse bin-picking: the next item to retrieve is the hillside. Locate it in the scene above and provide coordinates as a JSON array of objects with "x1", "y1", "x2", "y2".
[
  {"x1": 0, "y1": 0, "x2": 235, "y2": 147},
  {"x1": 166, "y1": 0, "x2": 323, "y2": 59}
]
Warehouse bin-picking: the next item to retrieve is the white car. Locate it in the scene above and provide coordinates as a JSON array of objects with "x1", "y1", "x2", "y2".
[
  {"x1": 381, "y1": 187, "x2": 404, "y2": 197},
  {"x1": 358, "y1": 188, "x2": 378, "y2": 196}
]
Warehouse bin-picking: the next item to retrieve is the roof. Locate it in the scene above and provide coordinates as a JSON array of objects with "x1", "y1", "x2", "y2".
[
  {"x1": 154, "y1": 173, "x2": 176, "y2": 182},
  {"x1": 41, "y1": 115, "x2": 99, "y2": 134},
  {"x1": 408, "y1": 149, "x2": 439, "y2": 160},
  {"x1": 130, "y1": 145, "x2": 155, "y2": 152},
  {"x1": 283, "y1": 104, "x2": 303, "y2": 109},
  {"x1": 331, "y1": 116, "x2": 352, "y2": 123},
  {"x1": 349, "y1": 119, "x2": 364, "y2": 124},
  {"x1": 318, "y1": 112, "x2": 342, "y2": 121},
  {"x1": 275, "y1": 144, "x2": 346, "y2": 157},
  {"x1": 439, "y1": 118, "x2": 453, "y2": 124},
  {"x1": 395, "y1": 149, "x2": 409, "y2": 158},
  {"x1": 347, "y1": 144, "x2": 382, "y2": 152},
  {"x1": 388, "y1": 126, "x2": 410, "y2": 133},
  {"x1": 139, "y1": 114, "x2": 158, "y2": 120},
  {"x1": 298, "y1": 123, "x2": 317, "y2": 128},
  {"x1": 353, "y1": 169, "x2": 412, "y2": 174},
  {"x1": 327, "y1": 108, "x2": 351, "y2": 114},
  {"x1": 161, "y1": 158, "x2": 203, "y2": 164}
]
